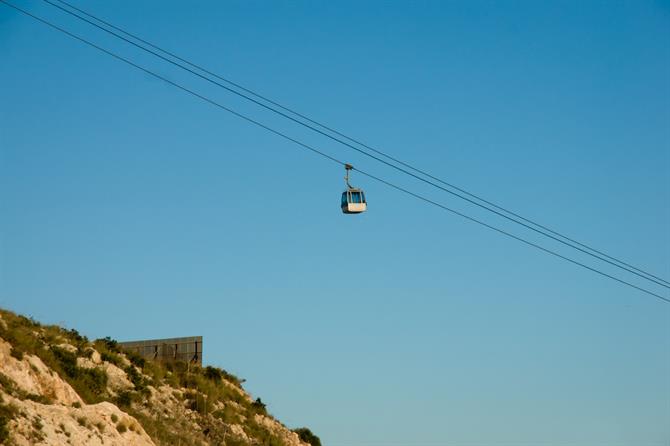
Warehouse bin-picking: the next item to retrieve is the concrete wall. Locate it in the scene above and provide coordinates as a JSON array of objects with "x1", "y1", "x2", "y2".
[{"x1": 119, "y1": 336, "x2": 202, "y2": 366}]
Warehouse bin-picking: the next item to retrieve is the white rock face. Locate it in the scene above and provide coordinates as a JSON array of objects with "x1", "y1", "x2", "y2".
[
  {"x1": 0, "y1": 338, "x2": 82, "y2": 405},
  {"x1": 228, "y1": 423, "x2": 250, "y2": 441},
  {"x1": 76, "y1": 356, "x2": 133, "y2": 393},
  {"x1": 56, "y1": 343, "x2": 78, "y2": 354},
  {"x1": 3, "y1": 394, "x2": 155, "y2": 446},
  {"x1": 0, "y1": 336, "x2": 155, "y2": 446},
  {"x1": 0, "y1": 324, "x2": 312, "y2": 446},
  {"x1": 102, "y1": 362, "x2": 134, "y2": 393}
]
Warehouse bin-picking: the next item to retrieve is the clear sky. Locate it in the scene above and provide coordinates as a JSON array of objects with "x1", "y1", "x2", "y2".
[{"x1": 1, "y1": 1, "x2": 669, "y2": 444}]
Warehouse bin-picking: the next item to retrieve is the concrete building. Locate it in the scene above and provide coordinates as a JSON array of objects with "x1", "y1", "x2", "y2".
[{"x1": 119, "y1": 336, "x2": 202, "y2": 366}]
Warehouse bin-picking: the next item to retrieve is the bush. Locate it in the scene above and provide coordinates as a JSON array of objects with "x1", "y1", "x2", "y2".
[
  {"x1": 115, "y1": 391, "x2": 134, "y2": 408},
  {"x1": 125, "y1": 350, "x2": 145, "y2": 369},
  {"x1": 26, "y1": 393, "x2": 53, "y2": 405},
  {"x1": 0, "y1": 373, "x2": 17, "y2": 395},
  {"x1": 50, "y1": 346, "x2": 108, "y2": 403},
  {"x1": 99, "y1": 337, "x2": 120, "y2": 353},
  {"x1": 0, "y1": 403, "x2": 18, "y2": 443},
  {"x1": 50, "y1": 346, "x2": 78, "y2": 378},
  {"x1": 100, "y1": 351, "x2": 123, "y2": 368},
  {"x1": 141, "y1": 361, "x2": 165, "y2": 385},
  {"x1": 125, "y1": 365, "x2": 146, "y2": 393},
  {"x1": 250, "y1": 397, "x2": 267, "y2": 415},
  {"x1": 18, "y1": 315, "x2": 40, "y2": 328},
  {"x1": 67, "y1": 328, "x2": 88, "y2": 346},
  {"x1": 294, "y1": 427, "x2": 322, "y2": 446},
  {"x1": 203, "y1": 366, "x2": 222, "y2": 381},
  {"x1": 0, "y1": 319, "x2": 42, "y2": 363},
  {"x1": 10, "y1": 346, "x2": 24, "y2": 360},
  {"x1": 75, "y1": 368, "x2": 108, "y2": 403}
]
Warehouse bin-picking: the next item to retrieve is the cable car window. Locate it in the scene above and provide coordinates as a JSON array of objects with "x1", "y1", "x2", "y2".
[
  {"x1": 341, "y1": 192, "x2": 347, "y2": 206},
  {"x1": 351, "y1": 191, "x2": 361, "y2": 203},
  {"x1": 361, "y1": 191, "x2": 366, "y2": 203}
]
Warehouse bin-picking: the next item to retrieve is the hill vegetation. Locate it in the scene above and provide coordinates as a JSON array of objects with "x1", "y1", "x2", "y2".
[{"x1": 0, "y1": 308, "x2": 320, "y2": 446}]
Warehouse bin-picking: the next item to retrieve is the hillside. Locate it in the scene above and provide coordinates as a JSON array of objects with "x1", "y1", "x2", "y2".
[{"x1": 0, "y1": 309, "x2": 320, "y2": 446}]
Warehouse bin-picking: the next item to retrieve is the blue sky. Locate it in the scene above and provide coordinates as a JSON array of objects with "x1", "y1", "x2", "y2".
[{"x1": 1, "y1": 1, "x2": 669, "y2": 444}]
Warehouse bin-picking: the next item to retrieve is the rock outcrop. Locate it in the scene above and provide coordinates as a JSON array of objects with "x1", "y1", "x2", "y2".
[{"x1": 0, "y1": 310, "x2": 319, "y2": 446}]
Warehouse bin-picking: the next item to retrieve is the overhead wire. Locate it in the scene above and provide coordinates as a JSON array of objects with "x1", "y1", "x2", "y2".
[
  {"x1": 43, "y1": 0, "x2": 670, "y2": 289},
  {"x1": 1, "y1": 0, "x2": 668, "y2": 304}
]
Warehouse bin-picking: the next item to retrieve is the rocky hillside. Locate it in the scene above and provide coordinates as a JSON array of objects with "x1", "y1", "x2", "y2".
[{"x1": 0, "y1": 309, "x2": 320, "y2": 446}]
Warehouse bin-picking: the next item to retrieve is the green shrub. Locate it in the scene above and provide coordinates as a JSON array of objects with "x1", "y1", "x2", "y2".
[
  {"x1": 19, "y1": 315, "x2": 40, "y2": 328},
  {"x1": 99, "y1": 337, "x2": 120, "y2": 353},
  {"x1": 203, "y1": 366, "x2": 222, "y2": 381},
  {"x1": 50, "y1": 346, "x2": 108, "y2": 403},
  {"x1": 125, "y1": 365, "x2": 146, "y2": 393},
  {"x1": 50, "y1": 346, "x2": 78, "y2": 378},
  {"x1": 100, "y1": 351, "x2": 123, "y2": 368},
  {"x1": 76, "y1": 368, "x2": 108, "y2": 403},
  {"x1": 67, "y1": 328, "x2": 88, "y2": 345},
  {"x1": 0, "y1": 373, "x2": 17, "y2": 394},
  {"x1": 250, "y1": 397, "x2": 267, "y2": 416},
  {"x1": 0, "y1": 317, "x2": 42, "y2": 362},
  {"x1": 164, "y1": 360, "x2": 189, "y2": 375},
  {"x1": 0, "y1": 403, "x2": 18, "y2": 443},
  {"x1": 115, "y1": 391, "x2": 136, "y2": 408},
  {"x1": 125, "y1": 350, "x2": 146, "y2": 369},
  {"x1": 10, "y1": 346, "x2": 24, "y2": 360},
  {"x1": 26, "y1": 393, "x2": 53, "y2": 405},
  {"x1": 142, "y1": 361, "x2": 165, "y2": 385},
  {"x1": 294, "y1": 427, "x2": 322, "y2": 446}
]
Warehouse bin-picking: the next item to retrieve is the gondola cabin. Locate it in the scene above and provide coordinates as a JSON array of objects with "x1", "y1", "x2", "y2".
[{"x1": 342, "y1": 188, "x2": 367, "y2": 214}]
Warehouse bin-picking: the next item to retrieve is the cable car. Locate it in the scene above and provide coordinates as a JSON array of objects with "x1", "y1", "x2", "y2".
[{"x1": 341, "y1": 164, "x2": 367, "y2": 214}]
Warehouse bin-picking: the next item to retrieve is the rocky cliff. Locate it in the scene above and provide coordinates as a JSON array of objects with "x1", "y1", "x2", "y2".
[{"x1": 0, "y1": 309, "x2": 320, "y2": 446}]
